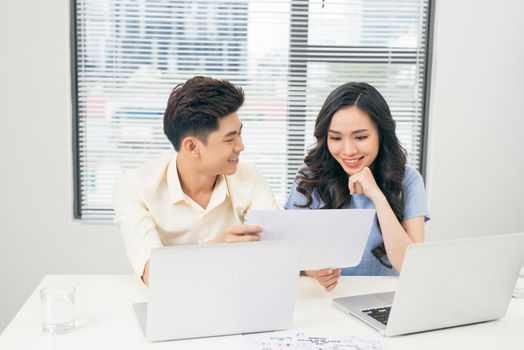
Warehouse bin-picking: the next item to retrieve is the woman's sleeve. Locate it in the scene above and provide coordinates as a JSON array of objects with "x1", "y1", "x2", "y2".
[
  {"x1": 402, "y1": 167, "x2": 430, "y2": 222},
  {"x1": 284, "y1": 181, "x2": 308, "y2": 209}
]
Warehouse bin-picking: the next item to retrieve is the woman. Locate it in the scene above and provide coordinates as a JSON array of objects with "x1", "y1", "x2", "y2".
[{"x1": 285, "y1": 82, "x2": 429, "y2": 291}]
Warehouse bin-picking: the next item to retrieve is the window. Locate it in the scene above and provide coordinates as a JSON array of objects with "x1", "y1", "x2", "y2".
[{"x1": 73, "y1": 0, "x2": 432, "y2": 219}]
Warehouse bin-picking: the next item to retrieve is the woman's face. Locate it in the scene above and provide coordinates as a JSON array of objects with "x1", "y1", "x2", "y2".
[{"x1": 326, "y1": 106, "x2": 380, "y2": 176}]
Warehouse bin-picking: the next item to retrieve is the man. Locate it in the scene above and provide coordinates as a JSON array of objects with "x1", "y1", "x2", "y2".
[{"x1": 113, "y1": 76, "x2": 277, "y2": 284}]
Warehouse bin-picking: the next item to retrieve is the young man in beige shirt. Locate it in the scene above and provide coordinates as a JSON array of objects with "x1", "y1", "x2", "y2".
[{"x1": 113, "y1": 77, "x2": 277, "y2": 284}]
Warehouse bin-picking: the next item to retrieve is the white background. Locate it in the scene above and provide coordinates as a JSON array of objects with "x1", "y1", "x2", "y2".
[{"x1": 1, "y1": 0, "x2": 524, "y2": 332}]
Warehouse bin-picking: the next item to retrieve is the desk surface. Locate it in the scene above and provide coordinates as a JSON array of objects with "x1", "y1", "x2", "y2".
[{"x1": 1, "y1": 274, "x2": 523, "y2": 349}]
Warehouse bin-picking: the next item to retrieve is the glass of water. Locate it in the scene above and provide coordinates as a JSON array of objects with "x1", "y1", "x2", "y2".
[{"x1": 40, "y1": 285, "x2": 75, "y2": 335}]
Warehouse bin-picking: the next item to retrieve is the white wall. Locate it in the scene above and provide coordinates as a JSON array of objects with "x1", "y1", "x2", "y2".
[
  {"x1": 425, "y1": 0, "x2": 524, "y2": 239},
  {"x1": 1, "y1": 0, "x2": 524, "y2": 333},
  {"x1": 0, "y1": 0, "x2": 132, "y2": 332}
]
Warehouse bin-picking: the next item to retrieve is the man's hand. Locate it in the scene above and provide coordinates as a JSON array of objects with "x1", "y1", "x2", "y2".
[
  {"x1": 303, "y1": 268, "x2": 341, "y2": 292},
  {"x1": 142, "y1": 261, "x2": 150, "y2": 286},
  {"x1": 209, "y1": 224, "x2": 263, "y2": 244}
]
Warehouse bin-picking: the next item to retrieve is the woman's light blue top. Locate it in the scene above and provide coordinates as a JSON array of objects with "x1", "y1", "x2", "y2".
[{"x1": 284, "y1": 166, "x2": 430, "y2": 276}]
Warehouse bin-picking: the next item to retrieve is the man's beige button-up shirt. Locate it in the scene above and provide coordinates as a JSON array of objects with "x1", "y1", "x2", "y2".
[{"x1": 113, "y1": 154, "x2": 278, "y2": 277}]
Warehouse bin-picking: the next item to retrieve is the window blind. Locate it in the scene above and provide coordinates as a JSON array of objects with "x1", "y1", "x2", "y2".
[{"x1": 73, "y1": 0, "x2": 431, "y2": 220}]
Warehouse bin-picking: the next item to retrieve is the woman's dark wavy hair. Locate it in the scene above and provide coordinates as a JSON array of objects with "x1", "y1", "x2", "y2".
[{"x1": 295, "y1": 82, "x2": 407, "y2": 222}]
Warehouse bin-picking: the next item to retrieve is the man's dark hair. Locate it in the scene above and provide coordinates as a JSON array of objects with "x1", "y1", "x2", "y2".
[{"x1": 163, "y1": 76, "x2": 245, "y2": 151}]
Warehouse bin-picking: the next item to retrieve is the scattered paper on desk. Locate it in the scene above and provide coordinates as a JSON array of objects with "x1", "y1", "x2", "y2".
[
  {"x1": 243, "y1": 332, "x2": 384, "y2": 350},
  {"x1": 243, "y1": 332, "x2": 294, "y2": 349},
  {"x1": 296, "y1": 333, "x2": 383, "y2": 350}
]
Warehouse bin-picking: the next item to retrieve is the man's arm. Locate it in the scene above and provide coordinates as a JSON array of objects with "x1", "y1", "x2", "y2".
[{"x1": 113, "y1": 175, "x2": 163, "y2": 283}]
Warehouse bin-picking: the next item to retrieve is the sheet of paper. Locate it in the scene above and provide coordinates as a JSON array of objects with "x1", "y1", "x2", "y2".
[
  {"x1": 295, "y1": 333, "x2": 384, "y2": 350},
  {"x1": 242, "y1": 332, "x2": 295, "y2": 350},
  {"x1": 246, "y1": 209, "x2": 376, "y2": 270},
  {"x1": 242, "y1": 332, "x2": 384, "y2": 350}
]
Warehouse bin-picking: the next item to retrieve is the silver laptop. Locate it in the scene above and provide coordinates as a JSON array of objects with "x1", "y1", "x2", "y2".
[
  {"x1": 333, "y1": 232, "x2": 524, "y2": 337},
  {"x1": 134, "y1": 240, "x2": 302, "y2": 342}
]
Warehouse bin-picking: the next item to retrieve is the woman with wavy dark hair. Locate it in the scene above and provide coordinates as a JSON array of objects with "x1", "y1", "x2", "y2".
[{"x1": 285, "y1": 82, "x2": 429, "y2": 291}]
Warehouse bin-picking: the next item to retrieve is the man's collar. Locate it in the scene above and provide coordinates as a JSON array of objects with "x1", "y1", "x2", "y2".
[
  {"x1": 167, "y1": 153, "x2": 185, "y2": 204},
  {"x1": 206, "y1": 175, "x2": 228, "y2": 212},
  {"x1": 167, "y1": 153, "x2": 229, "y2": 208}
]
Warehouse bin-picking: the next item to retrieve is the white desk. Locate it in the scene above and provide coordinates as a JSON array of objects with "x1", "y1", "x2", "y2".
[{"x1": 1, "y1": 275, "x2": 523, "y2": 349}]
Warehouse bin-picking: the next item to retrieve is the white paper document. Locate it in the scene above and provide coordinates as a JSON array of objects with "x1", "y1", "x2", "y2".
[
  {"x1": 242, "y1": 332, "x2": 384, "y2": 350},
  {"x1": 246, "y1": 209, "x2": 375, "y2": 270}
]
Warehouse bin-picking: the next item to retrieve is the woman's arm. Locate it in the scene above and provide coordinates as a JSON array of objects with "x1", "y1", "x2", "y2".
[
  {"x1": 348, "y1": 167, "x2": 426, "y2": 272},
  {"x1": 373, "y1": 196, "x2": 424, "y2": 271}
]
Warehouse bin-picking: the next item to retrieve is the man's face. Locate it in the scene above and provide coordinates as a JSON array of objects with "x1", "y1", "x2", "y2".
[{"x1": 198, "y1": 112, "x2": 244, "y2": 175}]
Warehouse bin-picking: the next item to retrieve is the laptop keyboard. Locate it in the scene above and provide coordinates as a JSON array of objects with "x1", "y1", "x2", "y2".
[{"x1": 361, "y1": 306, "x2": 391, "y2": 325}]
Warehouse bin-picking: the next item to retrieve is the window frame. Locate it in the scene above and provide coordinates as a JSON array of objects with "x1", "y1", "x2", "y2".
[
  {"x1": 70, "y1": 0, "x2": 435, "y2": 220},
  {"x1": 71, "y1": 0, "x2": 82, "y2": 219}
]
